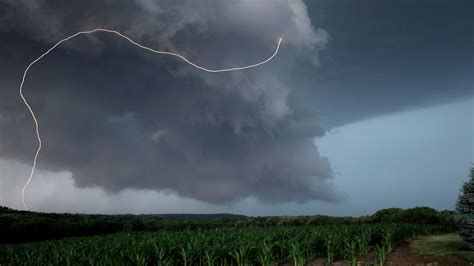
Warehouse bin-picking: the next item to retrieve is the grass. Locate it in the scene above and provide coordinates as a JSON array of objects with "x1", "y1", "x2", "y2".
[{"x1": 411, "y1": 233, "x2": 474, "y2": 262}]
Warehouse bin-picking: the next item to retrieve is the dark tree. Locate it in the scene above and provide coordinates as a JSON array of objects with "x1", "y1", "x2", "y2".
[{"x1": 455, "y1": 167, "x2": 474, "y2": 250}]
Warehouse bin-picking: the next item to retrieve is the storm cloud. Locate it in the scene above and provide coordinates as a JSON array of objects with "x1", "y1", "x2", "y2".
[
  {"x1": 0, "y1": 0, "x2": 337, "y2": 203},
  {"x1": 0, "y1": 0, "x2": 471, "y2": 209}
]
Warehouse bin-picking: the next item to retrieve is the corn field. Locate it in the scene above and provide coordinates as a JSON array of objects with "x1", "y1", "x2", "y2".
[{"x1": 0, "y1": 224, "x2": 450, "y2": 265}]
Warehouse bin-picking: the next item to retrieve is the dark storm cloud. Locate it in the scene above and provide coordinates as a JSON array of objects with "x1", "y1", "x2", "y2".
[
  {"x1": 0, "y1": 0, "x2": 337, "y2": 203},
  {"x1": 1, "y1": 0, "x2": 471, "y2": 204}
]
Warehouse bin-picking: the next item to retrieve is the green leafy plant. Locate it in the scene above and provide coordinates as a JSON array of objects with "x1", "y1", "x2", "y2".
[
  {"x1": 256, "y1": 240, "x2": 273, "y2": 266},
  {"x1": 288, "y1": 241, "x2": 304, "y2": 266}
]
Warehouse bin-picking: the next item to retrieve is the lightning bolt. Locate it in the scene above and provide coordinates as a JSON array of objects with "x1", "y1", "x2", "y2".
[{"x1": 19, "y1": 28, "x2": 283, "y2": 210}]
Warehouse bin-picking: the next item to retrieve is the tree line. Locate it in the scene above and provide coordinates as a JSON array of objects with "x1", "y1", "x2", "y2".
[{"x1": 0, "y1": 206, "x2": 455, "y2": 245}]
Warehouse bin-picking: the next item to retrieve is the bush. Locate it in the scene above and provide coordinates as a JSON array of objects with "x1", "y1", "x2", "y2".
[
  {"x1": 400, "y1": 207, "x2": 440, "y2": 224},
  {"x1": 371, "y1": 208, "x2": 404, "y2": 223},
  {"x1": 455, "y1": 167, "x2": 474, "y2": 250},
  {"x1": 371, "y1": 207, "x2": 442, "y2": 225},
  {"x1": 438, "y1": 210, "x2": 456, "y2": 228}
]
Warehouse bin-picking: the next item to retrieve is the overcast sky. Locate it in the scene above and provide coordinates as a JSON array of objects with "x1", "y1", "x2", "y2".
[{"x1": 0, "y1": 0, "x2": 472, "y2": 215}]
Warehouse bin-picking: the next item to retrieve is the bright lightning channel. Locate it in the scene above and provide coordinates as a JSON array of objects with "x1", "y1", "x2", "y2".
[{"x1": 19, "y1": 28, "x2": 283, "y2": 211}]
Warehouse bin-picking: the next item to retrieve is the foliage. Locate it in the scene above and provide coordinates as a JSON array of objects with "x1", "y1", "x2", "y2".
[
  {"x1": 0, "y1": 224, "x2": 451, "y2": 265},
  {"x1": 455, "y1": 167, "x2": 474, "y2": 250},
  {"x1": 370, "y1": 207, "x2": 454, "y2": 226},
  {"x1": 371, "y1": 208, "x2": 404, "y2": 223},
  {"x1": 401, "y1": 207, "x2": 440, "y2": 224}
]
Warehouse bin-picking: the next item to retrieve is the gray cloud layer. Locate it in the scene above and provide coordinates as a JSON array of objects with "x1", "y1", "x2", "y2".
[{"x1": 0, "y1": 0, "x2": 338, "y2": 203}]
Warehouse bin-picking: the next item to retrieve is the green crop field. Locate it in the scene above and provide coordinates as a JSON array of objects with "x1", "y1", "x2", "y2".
[{"x1": 0, "y1": 224, "x2": 450, "y2": 265}]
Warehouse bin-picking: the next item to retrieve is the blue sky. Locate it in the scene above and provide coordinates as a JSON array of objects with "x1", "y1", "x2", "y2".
[{"x1": 314, "y1": 97, "x2": 473, "y2": 216}]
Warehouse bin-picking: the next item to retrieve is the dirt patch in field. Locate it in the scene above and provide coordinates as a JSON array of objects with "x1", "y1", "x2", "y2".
[{"x1": 385, "y1": 240, "x2": 471, "y2": 266}]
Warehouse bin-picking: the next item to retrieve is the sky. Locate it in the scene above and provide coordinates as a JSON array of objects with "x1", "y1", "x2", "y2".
[{"x1": 0, "y1": 0, "x2": 472, "y2": 216}]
